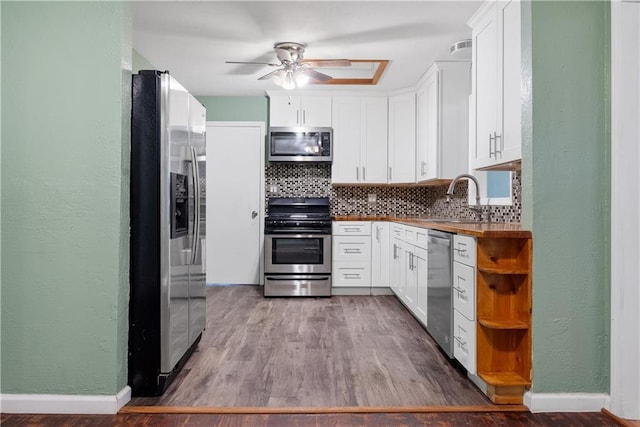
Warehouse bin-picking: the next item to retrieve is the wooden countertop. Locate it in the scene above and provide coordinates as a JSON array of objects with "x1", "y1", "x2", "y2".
[{"x1": 333, "y1": 216, "x2": 531, "y2": 239}]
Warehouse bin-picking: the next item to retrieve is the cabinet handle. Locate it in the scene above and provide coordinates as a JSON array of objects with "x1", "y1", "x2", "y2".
[
  {"x1": 453, "y1": 248, "x2": 468, "y2": 256},
  {"x1": 297, "y1": 110, "x2": 300, "y2": 125},
  {"x1": 376, "y1": 227, "x2": 380, "y2": 242},
  {"x1": 356, "y1": 166, "x2": 360, "y2": 181},
  {"x1": 454, "y1": 335, "x2": 467, "y2": 347},
  {"x1": 495, "y1": 133, "x2": 502, "y2": 158},
  {"x1": 344, "y1": 273, "x2": 361, "y2": 279},
  {"x1": 421, "y1": 161, "x2": 426, "y2": 176},
  {"x1": 363, "y1": 166, "x2": 366, "y2": 181},
  {"x1": 409, "y1": 252, "x2": 414, "y2": 270},
  {"x1": 302, "y1": 109, "x2": 306, "y2": 124},
  {"x1": 344, "y1": 248, "x2": 362, "y2": 254},
  {"x1": 388, "y1": 166, "x2": 392, "y2": 181},
  {"x1": 393, "y1": 244, "x2": 397, "y2": 259},
  {"x1": 489, "y1": 132, "x2": 495, "y2": 158},
  {"x1": 453, "y1": 285, "x2": 466, "y2": 294},
  {"x1": 344, "y1": 227, "x2": 360, "y2": 232}
]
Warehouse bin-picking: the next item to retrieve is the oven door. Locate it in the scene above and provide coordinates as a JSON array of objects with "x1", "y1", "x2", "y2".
[{"x1": 264, "y1": 234, "x2": 331, "y2": 274}]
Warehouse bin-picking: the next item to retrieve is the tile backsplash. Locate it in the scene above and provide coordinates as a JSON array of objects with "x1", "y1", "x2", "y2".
[{"x1": 265, "y1": 164, "x2": 521, "y2": 222}]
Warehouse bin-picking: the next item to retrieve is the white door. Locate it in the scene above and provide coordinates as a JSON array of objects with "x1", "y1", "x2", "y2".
[{"x1": 206, "y1": 122, "x2": 264, "y2": 284}]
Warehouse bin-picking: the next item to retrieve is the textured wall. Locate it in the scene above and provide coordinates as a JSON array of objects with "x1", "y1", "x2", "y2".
[
  {"x1": 524, "y1": 1, "x2": 610, "y2": 393},
  {"x1": 1, "y1": 2, "x2": 131, "y2": 395}
]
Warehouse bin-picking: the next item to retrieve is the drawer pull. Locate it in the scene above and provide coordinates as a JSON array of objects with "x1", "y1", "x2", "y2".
[
  {"x1": 343, "y1": 227, "x2": 361, "y2": 232},
  {"x1": 343, "y1": 273, "x2": 361, "y2": 279},
  {"x1": 453, "y1": 248, "x2": 468, "y2": 256},
  {"x1": 453, "y1": 286, "x2": 466, "y2": 294},
  {"x1": 344, "y1": 248, "x2": 362, "y2": 254},
  {"x1": 454, "y1": 335, "x2": 467, "y2": 347}
]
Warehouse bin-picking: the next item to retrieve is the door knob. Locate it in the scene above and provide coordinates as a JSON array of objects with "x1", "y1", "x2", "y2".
[{"x1": 251, "y1": 210, "x2": 258, "y2": 219}]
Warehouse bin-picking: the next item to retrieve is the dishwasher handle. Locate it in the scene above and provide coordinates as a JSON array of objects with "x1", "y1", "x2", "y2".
[{"x1": 427, "y1": 236, "x2": 452, "y2": 247}]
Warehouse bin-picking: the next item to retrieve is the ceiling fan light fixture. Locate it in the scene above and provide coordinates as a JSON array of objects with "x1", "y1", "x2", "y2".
[{"x1": 281, "y1": 71, "x2": 296, "y2": 90}]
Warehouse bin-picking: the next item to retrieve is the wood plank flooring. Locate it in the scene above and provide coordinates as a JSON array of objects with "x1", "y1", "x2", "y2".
[
  {"x1": 0, "y1": 411, "x2": 624, "y2": 426},
  {"x1": 129, "y1": 285, "x2": 491, "y2": 408}
]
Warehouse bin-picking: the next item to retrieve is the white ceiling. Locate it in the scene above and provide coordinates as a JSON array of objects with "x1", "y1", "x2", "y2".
[{"x1": 133, "y1": 1, "x2": 481, "y2": 96}]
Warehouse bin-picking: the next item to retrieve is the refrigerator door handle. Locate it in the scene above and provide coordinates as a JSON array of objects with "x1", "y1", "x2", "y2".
[{"x1": 190, "y1": 146, "x2": 200, "y2": 265}]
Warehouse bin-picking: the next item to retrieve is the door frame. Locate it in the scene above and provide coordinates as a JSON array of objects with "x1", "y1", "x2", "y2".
[
  {"x1": 610, "y1": 0, "x2": 640, "y2": 420},
  {"x1": 206, "y1": 121, "x2": 266, "y2": 285}
]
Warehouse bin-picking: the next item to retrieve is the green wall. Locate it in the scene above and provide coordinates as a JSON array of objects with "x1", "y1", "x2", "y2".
[
  {"x1": 522, "y1": 1, "x2": 611, "y2": 393},
  {"x1": 133, "y1": 49, "x2": 155, "y2": 73},
  {"x1": 197, "y1": 96, "x2": 268, "y2": 123},
  {"x1": 1, "y1": 1, "x2": 131, "y2": 395}
]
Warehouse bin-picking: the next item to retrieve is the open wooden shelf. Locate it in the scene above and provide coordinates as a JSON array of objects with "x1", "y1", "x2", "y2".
[
  {"x1": 475, "y1": 237, "x2": 532, "y2": 405},
  {"x1": 478, "y1": 317, "x2": 529, "y2": 330},
  {"x1": 478, "y1": 266, "x2": 529, "y2": 275},
  {"x1": 479, "y1": 371, "x2": 532, "y2": 387}
]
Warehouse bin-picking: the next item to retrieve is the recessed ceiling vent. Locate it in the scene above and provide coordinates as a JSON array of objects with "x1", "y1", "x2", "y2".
[{"x1": 450, "y1": 39, "x2": 472, "y2": 56}]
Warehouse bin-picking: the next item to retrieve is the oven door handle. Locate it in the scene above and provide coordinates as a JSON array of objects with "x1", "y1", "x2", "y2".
[{"x1": 265, "y1": 276, "x2": 331, "y2": 281}]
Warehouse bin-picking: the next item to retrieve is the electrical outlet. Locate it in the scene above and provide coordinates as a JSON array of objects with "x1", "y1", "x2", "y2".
[
  {"x1": 269, "y1": 185, "x2": 279, "y2": 193},
  {"x1": 368, "y1": 193, "x2": 377, "y2": 203}
]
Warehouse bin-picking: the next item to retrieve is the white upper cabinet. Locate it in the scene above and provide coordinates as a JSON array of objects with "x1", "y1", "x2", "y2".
[
  {"x1": 416, "y1": 61, "x2": 471, "y2": 183},
  {"x1": 468, "y1": 0, "x2": 522, "y2": 170},
  {"x1": 332, "y1": 96, "x2": 388, "y2": 184},
  {"x1": 269, "y1": 95, "x2": 332, "y2": 127},
  {"x1": 388, "y1": 92, "x2": 416, "y2": 184}
]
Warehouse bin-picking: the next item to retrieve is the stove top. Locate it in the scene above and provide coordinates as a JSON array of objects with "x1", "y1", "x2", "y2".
[{"x1": 265, "y1": 197, "x2": 331, "y2": 234}]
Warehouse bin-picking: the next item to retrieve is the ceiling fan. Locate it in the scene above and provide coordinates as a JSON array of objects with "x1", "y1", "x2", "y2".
[{"x1": 226, "y1": 42, "x2": 351, "y2": 89}]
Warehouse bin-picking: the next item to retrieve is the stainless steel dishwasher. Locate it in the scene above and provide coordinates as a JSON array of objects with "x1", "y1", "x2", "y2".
[{"x1": 427, "y1": 230, "x2": 454, "y2": 358}]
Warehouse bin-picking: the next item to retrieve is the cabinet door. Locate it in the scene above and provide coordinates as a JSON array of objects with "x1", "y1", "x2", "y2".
[
  {"x1": 414, "y1": 246, "x2": 428, "y2": 325},
  {"x1": 416, "y1": 70, "x2": 439, "y2": 181},
  {"x1": 471, "y1": 4, "x2": 499, "y2": 169},
  {"x1": 498, "y1": 0, "x2": 522, "y2": 164},
  {"x1": 362, "y1": 97, "x2": 388, "y2": 184},
  {"x1": 331, "y1": 96, "x2": 362, "y2": 183},
  {"x1": 371, "y1": 222, "x2": 390, "y2": 287},
  {"x1": 301, "y1": 96, "x2": 332, "y2": 127},
  {"x1": 390, "y1": 237, "x2": 405, "y2": 297},
  {"x1": 269, "y1": 95, "x2": 301, "y2": 127},
  {"x1": 404, "y1": 247, "x2": 417, "y2": 308},
  {"x1": 388, "y1": 92, "x2": 416, "y2": 183},
  {"x1": 453, "y1": 309, "x2": 476, "y2": 374}
]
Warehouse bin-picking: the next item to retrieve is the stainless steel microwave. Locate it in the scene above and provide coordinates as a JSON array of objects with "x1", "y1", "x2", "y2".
[{"x1": 268, "y1": 127, "x2": 332, "y2": 163}]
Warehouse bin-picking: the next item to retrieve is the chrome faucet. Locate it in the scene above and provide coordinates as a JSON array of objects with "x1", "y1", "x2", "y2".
[{"x1": 446, "y1": 174, "x2": 485, "y2": 221}]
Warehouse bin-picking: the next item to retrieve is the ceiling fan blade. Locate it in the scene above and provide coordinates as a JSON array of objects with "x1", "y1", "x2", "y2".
[
  {"x1": 303, "y1": 59, "x2": 351, "y2": 68},
  {"x1": 258, "y1": 69, "x2": 285, "y2": 80},
  {"x1": 226, "y1": 61, "x2": 280, "y2": 67},
  {"x1": 275, "y1": 48, "x2": 293, "y2": 63},
  {"x1": 304, "y1": 68, "x2": 333, "y2": 82}
]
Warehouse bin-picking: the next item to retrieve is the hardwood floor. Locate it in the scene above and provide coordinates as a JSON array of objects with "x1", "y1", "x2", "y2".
[
  {"x1": 0, "y1": 411, "x2": 624, "y2": 426},
  {"x1": 129, "y1": 284, "x2": 490, "y2": 408}
]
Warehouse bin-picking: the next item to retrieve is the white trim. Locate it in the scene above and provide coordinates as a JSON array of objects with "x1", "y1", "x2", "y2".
[
  {"x1": 205, "y1": 121, "x2": 266, "y2": 285},
  {"x1": 0, "y1": 386, "x2": 131, "y2": 414},
  {"x1": 524, "y1": 391, "x2": 610, "y2": 413},
  {"x1": 610, "y1": 0, "x2": 640, "y2": 420}
]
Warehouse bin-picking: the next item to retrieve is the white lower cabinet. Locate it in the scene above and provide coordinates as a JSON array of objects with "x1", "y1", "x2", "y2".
[
  {"x1": 452, "y1": 234, "x2": 477, "y2": 375},
  {"x1": 332, "y1": 222, "x2": 372, "y2": 288},
  {"x1": 371, "y1": 222, "x2": 390, "y2": 287},
  {"x1": 453, "y1": 309, "x2": 476, "y2": 375},
  {"x1": 389, "y1": 223, "x2": 428, "y2": 326}
]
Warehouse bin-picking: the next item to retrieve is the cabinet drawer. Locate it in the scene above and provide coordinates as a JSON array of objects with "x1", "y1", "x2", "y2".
[
  {"x1": 453, "y1": 309, "x2": 477, "y2": 375},
  {"x1": 333, "y1": 236, "x2": 371, "y2": 261},
  {"x1": 391, "y1": 224, "x2": 404, "y2": 239},
  {"x1": 333, "y1": 221, "x2": 371, "y2": 236},
  {"x1": 453, "y1": 261, "x2": 475, "y2": 320},
  {"x1": 333, "y1": 262, "x2": 371, "y2": 287},
  {"x1": 453, "y1": 234, "x2": 476, "y2": 266}
]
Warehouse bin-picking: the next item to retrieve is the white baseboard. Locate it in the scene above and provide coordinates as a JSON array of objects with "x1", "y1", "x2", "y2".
[
  {"x1": 524, "y1": 391, "x2": 610, "y2": 413},
  {"x1": 0, "y1": 385, "x2": 131, "y2": 414}
]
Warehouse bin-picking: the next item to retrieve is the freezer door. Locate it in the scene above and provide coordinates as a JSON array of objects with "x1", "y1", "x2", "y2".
[
  {"x1": 160, "y1": 74, "x2": 192, "y2": 373},
  {"x1": 188, "y1": 94, "x2": 206, "y2": 347}
]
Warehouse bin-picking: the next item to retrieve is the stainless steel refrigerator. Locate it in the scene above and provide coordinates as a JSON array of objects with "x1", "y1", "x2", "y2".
[{"x1": 129, "y1": 70, "x2": 206, "y2": 396}]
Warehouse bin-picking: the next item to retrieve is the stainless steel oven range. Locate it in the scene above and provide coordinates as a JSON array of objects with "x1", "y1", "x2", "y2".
[{"x1": 264, "y1": 197, "x2": 332, "y2": 297}]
